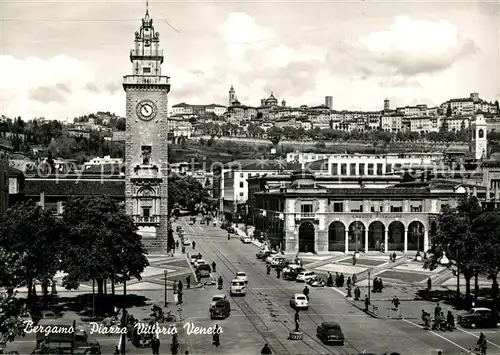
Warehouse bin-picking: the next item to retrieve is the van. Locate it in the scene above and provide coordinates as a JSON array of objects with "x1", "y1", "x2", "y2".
[
  {"x1": 230, "y1": 279, "x2": 246, "y2": 296},
  {"x1": 35, "y1": 319, "x2": 101, "y2": 354}
]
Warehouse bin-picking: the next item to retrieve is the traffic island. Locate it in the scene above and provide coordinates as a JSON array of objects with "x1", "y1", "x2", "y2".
[{"x1": 288, "y1": 331, "x2": 303, "y2": 340}]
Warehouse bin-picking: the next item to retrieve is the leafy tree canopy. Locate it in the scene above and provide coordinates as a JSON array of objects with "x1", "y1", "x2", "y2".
[{"x1": 168, "y1": 175, "x2": 211, "y2": 213}]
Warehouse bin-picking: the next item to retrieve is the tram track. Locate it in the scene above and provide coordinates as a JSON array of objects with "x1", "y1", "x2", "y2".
[{"x1": 201, "y1": 236, "x2": 361, "y2": 355}]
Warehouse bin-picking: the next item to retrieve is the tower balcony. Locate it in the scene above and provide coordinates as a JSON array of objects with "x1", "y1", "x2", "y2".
[
  {"x1": 133, "y1": 215, "x2": 160, "y2": 225},
  {"x1": 123, "y1": 75, "x2": 170, "y2": 91},
  {"x1": 130, "y1": 49, "x2": 164, "y2": 63}
]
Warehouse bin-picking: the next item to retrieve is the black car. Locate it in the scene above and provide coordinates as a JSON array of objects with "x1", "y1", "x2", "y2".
[
  {"x1": 458, "y1": 307, "x2": 499, "y2": 329},
  {"x1": 283, "y1": 267, "x2": 305, "y2": 280},
  {"x1": 316, "y1": 322, "x2": 345, "y2": 345},
  {"x1": 196, "y1": 264, "x2": 212, "y2": 278},
  {"x1": 209, "y1": 295, "x2": 231, "y2": 319},
  {"x1": 227, "y1": 227, "x2": 235, "y2": 234},
  {"x1": 256, "y1": 250, "x2": 272, "y2": 259}
]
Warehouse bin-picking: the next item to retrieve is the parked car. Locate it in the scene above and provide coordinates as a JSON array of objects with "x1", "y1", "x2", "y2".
[
  {"x1": 271, "y1": 256, "x2": 287, "y2": 267},
  {"x1": 240, "y1": 235, "x2": 251, "y2": 243},
  {"x1": 265, "y1": 254, "x2": 282, "y2": 264},
  {"x1": 227, "y1": 227, "x2": 235, "y2": 234},
  {"x1": 307, "y1": 276, "x2": 325, "y2": 287},
  {"x1": 256, "y1": 250, "x2": 276, "y2": 260},
  {"x1": 316, "y1": 322, "x2": 345, "y2": 345},
  {"x1": 289, "y1": 293, "x2": 309, "y2": 310},
  {"x1": 458, "y1": 307, "x2": 499, "y2": 328},
  {"x1": 283, "y1": 265, "x2": 305, "y2": 280},
  {"x1": 194, "y1": 259, "x2": 206, "y2": 268},
  {"x1": 190, "y1": 254, "x2": 202, "y2": 264},
  {"x1": 230, "y1": 279, "x2": 246, "y2": 296},
  {"x1": 183, "y1": 238, "x2": 191, "y2": 246},
  {"x1": 296, "y1": 271, "x2": 316, "y2": 283},
  {"x1": 235, "y1": 272, "x2": 248, "y2": 283},
  {"x1": 196, "y1": 264, "x2": 212, "y2": 278},
  {"x1": 209, "y1": 294, "x2": 231, "y2": 319}
]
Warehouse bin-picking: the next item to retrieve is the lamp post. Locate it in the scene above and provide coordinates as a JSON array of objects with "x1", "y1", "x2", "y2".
[
  {"x1": 413, "y1": 224, "x2": 423, "y2": 260},
  {"x1": 120, "y1": 275, "x2": 127, "y2": 354},
  {"x1": 440, "y1": 250, "x2": 461, "y2": 307},
  {"x1": 368, "y1": 269, "x2": 371, "y2": 303},
  {"x1": 164, "y1": 270, "x2": 168, "y2": 307}
]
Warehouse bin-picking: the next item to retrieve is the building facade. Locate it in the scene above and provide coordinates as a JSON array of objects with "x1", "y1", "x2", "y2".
[
  {"x1": 254, "y1": 171, "x2": 487, "y2": 255},
  {"x1": 123, "y1": 4, "x2": 170, "y2": 248}
]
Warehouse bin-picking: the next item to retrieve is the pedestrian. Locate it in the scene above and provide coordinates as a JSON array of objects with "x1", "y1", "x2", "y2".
[
  {"x1": 294, "y1": 309, "x2": 300, "y2": 332},
  {"x1": 178, "y1": 280, "x2": 183, "y2": 293},
  {"x1": 151, "y1": 336, "x2": 160, "y2": 355},
  {"x1": 347, "y1": 276, "x2": 352, "y2": 288},
  {"x1": 392, "y1": 296, "x2": 400, "y2": 310},
  {"x1": 392, "y1": 252, "x2": 397, "y2": 262},
  {"x1": 186, "y1": 275, "x2": 191, "y2": 289},
  {"x1": 276, "y1": 268, "x2": 281, "y2": 279},
  {"x1": 212, "y1": 324, "x2": 220, "y2": 347},
  {"x1": 192, "y1": 241, "x2": 196, "y2": 250},
  {"x1": 266, "y1": 264, "x2": 271, "y2": 275},
  {"x1": 352, "y1": 254, "x2": 357, "y2": 266},
  {"x1": 372, "y1": 278, "x2": 378, "y2": 293},
  {"x1": 339, "y1": 273, "x2": 345, "y2": 287},
  {"x1": 434, "y1": 303, "x2": 442, "y2": 318},
  {"x1": 379, "y1": 278, "x2": 384, "y2": 292},
  {"x1": 171, "y1": 333, "x2": 179, "y2": 355},
  {"x1": 364, "y1": 295, "x2": 370, "y2": 311},
  {"x1": 178, "y1": 291, "x2": 183, "y2": 304},
  {"x1": 347, "y1": 285, "x2": 352, "y2": 298},
  {"x1": 352, "y1": 274, "x2": 357, "y2": 285},
  {"x1": 427, "y1": 277, "x2": 432, "y2": 291},
  {"x1": 175, "y1": 240, "x2": 179, "y2": 249},
  {"x1": 261, "y1": 343, "x2": 272, "y2": 355},
  {"x1": 335, "y1": 272, "x2": 340, "y2": 287},
  {"x1": 212, "y1": 261, "x2": 216, "y2": 272},
  {"x1": 327, "y1": 272, "x2": 333, "y2": 287},
  {"x1": 354, "y1": 286, "x2": 361, "y2": 300},
  {"x1": 181, "y1": 246, "x2": 185, "y2": 254},
  {"x1": 173, "y1": 281, "x2": 178, "y2": 294},
  {"x1": 303, "y1": 285, "x2": 310, "y2": 301}
]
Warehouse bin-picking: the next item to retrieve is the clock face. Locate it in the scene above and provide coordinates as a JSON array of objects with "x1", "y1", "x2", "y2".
[{"x1": 136, "y1": 100, "x2": 157, "y2": 121}]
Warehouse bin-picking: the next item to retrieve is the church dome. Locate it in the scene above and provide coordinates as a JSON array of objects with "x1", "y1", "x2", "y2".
[{"x1": 265, "y1": 91, "x2": 278, "y2": 106}]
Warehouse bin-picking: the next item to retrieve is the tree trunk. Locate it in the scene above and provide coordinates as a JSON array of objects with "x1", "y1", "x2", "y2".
[
  {"x1": 465, "y1": 277, "x2": 472, "y2": 309},
  {"x1": 111, "y1": 276, "x2": 115, "y2": 296},
  {"x1": 97, "y1": 279, "x2": 104, "y2": 295},
  {"x1": 42, "y1": 279, "x2": 49, "y2": 309},
  {"x1": 27, "y1": 279, "x2": 33, "y2": 300}
]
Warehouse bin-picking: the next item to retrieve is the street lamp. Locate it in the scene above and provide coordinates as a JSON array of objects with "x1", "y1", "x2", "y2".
[
  {"x1": 413, "y1": 224, "x2": 423, "y2": 260},
  {"x1": 164, "y1": 270, "x2": 168, "y2": 307}
]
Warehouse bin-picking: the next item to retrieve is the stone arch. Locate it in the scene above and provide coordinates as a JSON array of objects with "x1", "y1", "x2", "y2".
[
  {"x1": 298, "y1": 222, "x2": 315, "y2": 253},
  {"x1": 328, "y1": 221, "x2": 345, "y2": 251},
  {"x1": 388, "y1": 221, "x2": 405, "y2": 251},
  {"x1": 478, "y1": 129, "x2": 484, "y2": 138},
  {"x1": 368, "y1": 221, "x2": 385, "y2": 252},
  {"x1": 348, "y1": 221, "x2": 365, "y2": 252},
  {"x1": 408, "y1": 220, "x2": 425, "y2": 251}
]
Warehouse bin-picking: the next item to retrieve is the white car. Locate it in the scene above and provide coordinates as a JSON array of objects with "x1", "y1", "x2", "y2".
[
  {"x1": 296, "y1": 271, "x2": 316, "y2": 283},
  {"x1": 240, "y1": 236, "x2": 251, "y2": 243},
  {"x1": 290, "y1": 293, "x2": 309, "y2": 310},
  {"x1": 271, "y1": 257, "x2": 286, "y2": 266},
  {"x1": 265, "y1": 254, "x2": 281, "y2": 264},
  {"x1": 183, "y1": 239, "x2": 191, "y2": 246},
  {"x1": 194, "y1": 259, "x2": 206, "y2": 268},
  {"x1": 235, "y1": 272, "x2": 248, "y2": 283},
  {"x1": 230, "y1": 279, "x2": 246, "y2": 296}
]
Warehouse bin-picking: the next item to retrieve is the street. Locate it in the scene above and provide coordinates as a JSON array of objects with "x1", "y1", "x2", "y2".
[{"x1": 176, "y1": 217, "x2": 500, "y2": 355}]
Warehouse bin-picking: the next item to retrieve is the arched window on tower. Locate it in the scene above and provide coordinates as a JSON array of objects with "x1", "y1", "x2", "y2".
[{"x1": 478, "y1": 129, "x2": 484, "y2": 138}]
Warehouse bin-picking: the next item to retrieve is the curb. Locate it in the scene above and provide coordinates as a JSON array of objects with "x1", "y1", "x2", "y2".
[{"x1": 346, "y1": 298, "x2": 379, "y2": 318}]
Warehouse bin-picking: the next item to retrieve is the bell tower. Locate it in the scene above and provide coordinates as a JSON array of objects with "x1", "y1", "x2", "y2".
[
  {"x1": 471, "y1": 113, "x2": 487, "y2": 160},
  {"x1": 229, "y1": 85, "x2": 236, "y2": 106},
  {"x1": 123, "y1": 1, "x2": 170, "y2": 249}
]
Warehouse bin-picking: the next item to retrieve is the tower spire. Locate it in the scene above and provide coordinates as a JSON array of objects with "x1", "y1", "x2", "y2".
[{"x1": 146, "y1": 0, "x2": 149, "y2": 15}]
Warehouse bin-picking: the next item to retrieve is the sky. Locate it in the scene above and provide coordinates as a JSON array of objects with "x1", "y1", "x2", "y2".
[{"x1": 0, "y1": 0, "x2": 499, "y2": 121}]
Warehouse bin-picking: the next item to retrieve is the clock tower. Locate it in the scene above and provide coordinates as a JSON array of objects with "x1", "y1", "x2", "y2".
[
  {"x1": 123, "y1": 2, "x2": 170, "y2": 249},
  {"x1": 471, "y1": 113, "x2": 487, "y2": 161}
]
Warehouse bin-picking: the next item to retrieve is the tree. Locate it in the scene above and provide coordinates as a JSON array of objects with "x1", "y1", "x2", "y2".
[
  {"x1": 267, "y1": 127, "x2": 282, "y2": 146},
  {"x1": 424, "y1": 196, "x2": 486, "y2": 308},
  {"x1": 60, "y1": 195, "x2": 149, "y2": 295},
  {"x1": 0, "y1": 292, "x2": 27, "y2": 346},
  {"x1": 0, "y1": 201, "x2": 63, "y2": 304},
  {"x1": 168, "y1": 175, "x2": 210, "y2": 214}
]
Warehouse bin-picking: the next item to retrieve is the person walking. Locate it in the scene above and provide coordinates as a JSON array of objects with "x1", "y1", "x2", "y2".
[
  {"x1": 327, "y1": 272, "x2": 333, "y2": 287},
  {"x1": 261, "y1": 343, "x2": 272, "y2": 355},
  {"x1": 192, "y1": 241, "x2": 196, "y2": 250},
  {"x1": 213, "y1": 324, "x2": 220, "y2": 347},
  {"x1": 364, "y1": 295, "x2": 370, "y2": 312},
  {"x1": 392, "y1": 296, "x2": 400, "y2": 310},
  {"x1": 427, "y1": 277, "x2": 432, "y2": 291},
  {"x1": 173, "y1": 281, "x2": 178, "y2": 295},
  {"x1": 294, "y1": 309, "x2": 300, "y2": 332},
  {"x1": 392, "y1": 252, "x2": 397, "y2": 262},
  {"x1": 151, "y1": 336, "x2": 160, "y2": 355},
  {"x1": 477, "y1": 332, "x2": 487, "y2": 355},
  {"x1": 352, "y1": 274, "x2": 357, "y2": 285},
  {"x1": 212, "y1": 261, "x2": 216, "y2": 273},
  {"x1": 352, "y1": 254, "x2": 357, "y2": 266},
  {"x1": 186, "y1": 275, "x2": 191, "y2": 289},
  {"x1": 266, "y1": 263, "x2": 271, "y2": 275},
  {"x1": 339, "y1": 273, "x2": 345, "y2": 287},
  {"x1": 434, "y1": 303, "x2": 442, "y2": 318},
  {"x1": 346, "y1": 276, "x2": 352, "y2": 288},
  {"x1": 303, "y1": 285, "x2": 310, "y2": 301}
]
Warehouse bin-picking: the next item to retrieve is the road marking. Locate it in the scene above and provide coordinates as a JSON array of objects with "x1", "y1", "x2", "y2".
[
  {"x1": 403, "y1": 319, "x2": 469, "y2": 352},
  {"x1": 330, "y1": 287, "x2": 347, "y2": 297},
  {"x1": 457, "y1": 327, "x2": 500, "y2": 349}
]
